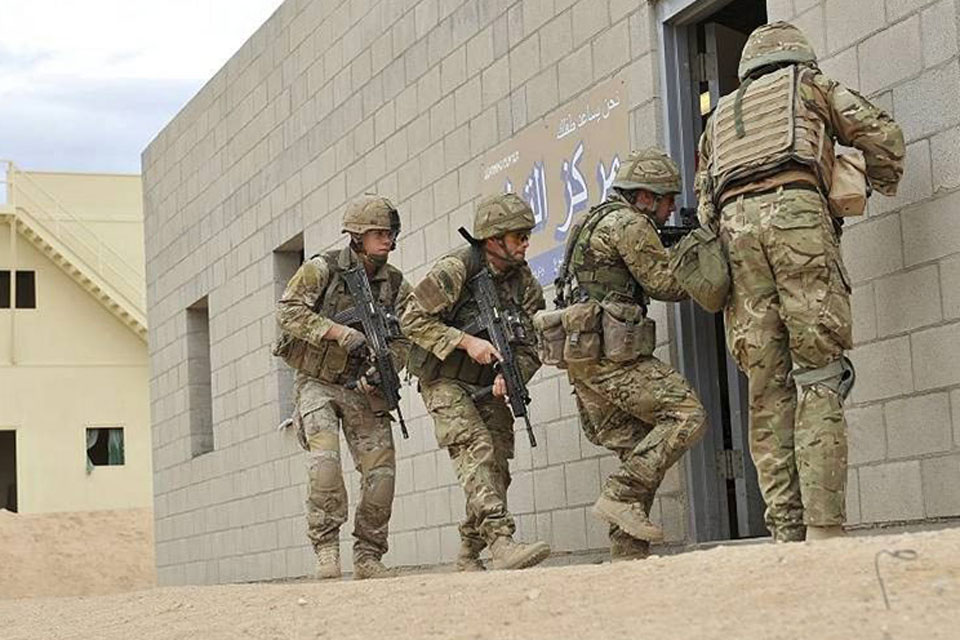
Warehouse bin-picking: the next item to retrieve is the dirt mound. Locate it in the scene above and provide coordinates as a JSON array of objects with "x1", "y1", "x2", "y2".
[
  {"x1": 1, "y1": 525, "x2": 958, "y2": 639},
  {"x1": 0, "y1": 507, "x2": 155, "y2": 599}
]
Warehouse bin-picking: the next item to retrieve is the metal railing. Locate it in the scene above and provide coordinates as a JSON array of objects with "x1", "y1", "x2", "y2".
[{"x1": 0, "y1": 160, "x2": 146, "y2": 321}]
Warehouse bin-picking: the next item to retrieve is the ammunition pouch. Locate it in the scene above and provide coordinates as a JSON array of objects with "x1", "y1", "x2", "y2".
[
  {"x1": 669, "y1": 226, "x2": 731, "y2": 313},
  {"x1": 561, "y1": 300, "x2": 603, "y2": 364},
  {"x1": 793, "y1": 356, "x2": 856, "y2": 401},
  {"x1": 407, "y1": 343, "x2": 497, "y2": 386},
  {"x1": 273, "y1": 331, "x2": 365, "y2": 384},
  {"x1": 828, "y1": 151, "x2": 869, "y2": 218},
  {"x1": 600, "y1": 297, "x2": 655, "y2": 362},
  {"x1": 533, "y1": 309, "x2": 568, "y2": 369}
]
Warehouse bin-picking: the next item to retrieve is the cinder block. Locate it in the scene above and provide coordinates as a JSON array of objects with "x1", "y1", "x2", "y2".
[
  {"x1": 525, "y1": 66, "x2": 560, "y2": 120},
  {"x1": 535, "y1": 511, "x2": 554, "y2": 545},
  {"x1": 910, "y1": 322, "x2": 960, "y2": 390},
  {"x1": 540, "y1": 12, "x2": 574, "y2": 68},
  {"x1": 851, "y1": 283, "x2": 877, "y2": 343},
  {"x1": 841, "y1": 214, "x2": 903, "y2": 284},
  {"x1": 592, "y1": 21, "x2": 630, "y2": 80},
  {"x1": 510, "y1": 470, "x2": 535, "y2": 514},
  {"x1": 792, "y1": 5, "x2": 826, "y2": 61},
  {"x1": 469, "y1": 107, "x2": 499, "y2": 156},
  {"x1": 902, "y1": 190, "x2": 960, "y2": 266},
  {"x1": 858, "y1": 460, "x2": 924, "y2": 522},
  {"x1": 424, "y1": 487, "x2": 452, "y2": 526},
  {"x1": 441, "y1": 46, "x2": 467, "y2": 96},
  {"x1": 874, "y1": 265, "x2": 942, "y2": 336},
  {"x1": 439, "y1": 524, "x2": 460, "y2": 562},
  {"x1": 546, "y1": 419, "x2": 582, "y2": 465},
  {"x1": 953, "y1": 389, "x2": 960, "y2": 446},
  {"x1": 564, "y1": 457, "x2": 601, "y2": 506},
  {"x1": 481, "y1": 55, "x2": 510, "y2": 108},
  {"x1": 893, "y1": 63, "x2": 960, "y2": 143},
  {"x1": 534, "y1": 465, "x2": 567, "y2": 510},
  {"x1": 626, "y1": 54, "x2": 655, "y2": 110},
  {"x1": 765, "y1": 0, "x2": 795, "y2": 22},
  {"x1": 415, "y1": 0, "x2": 439, "y2": 40},
  {"x1": 628, "y1": 7, "x2": 651, "y2": 58},
  {"x1": 922, "y1": 0, "x2": 959, "y2": 67},
  {"x1": 558, "y1": 44, "x2": 593, "y2": 98},
  {"x1": 444, "y1": 124, "x2": 472, "y2": 169},
  {"x1": 858, "y1": 16, "x2": 922, "y2": 95},
  {"x1": 413, "y1": 451, "x2": 438, "y2": 492},
  {"x1": 660, "y1": 495, "x2": 685, "y2": 542},
  {"x1": 454, "y1": 77, "x2": 482, "y2": 127},
  {"x1": 846, "y1": 403, "x2": 885, "y2": 466},
  {"x1": 585, "y1": 509, "x2": 609, "y2": 549},
  {"x1": 921, "y1": 454, "x2": 960, "y2": 517},
  {"x1": 845, "y1": 468, "x2": 862, "y2": 525},
  {"x1": 848, "y1": 336, "x2": 914, "y2": 403},
  {"x1": 825, "y1": 0, "x2": 884, "y2": 54},
  {"x1": 931, "y1": 127, "x2": 960, "y2": 193},
  {"x1": 630, "y1": 100, "x2": 661, "y2": 155},
  {"x1": 530, "y1": 375, "x2": 562, "y2": 424},
  {"x1": 551, "y1": 507, "x2": 588, "y2": 551},
  {"x1": 509, "y1": 34, "x2": 541, "y2": 90},
  {"x1": 521, "y1": 0, "x2": 553, "y2": 37},
  {"x1": 572, "y1": 0, "x2": 609, "y2": 48},
  {"x1": 887, "y1": 0, "x2": 933, "y2": 22},
  {"x1": 416, "y1": 527, "x2": 442, "y2": 565},
  {"x1": 885, "y1": 392, "x2": 952, "y2": 458},
  {"x1": 659, "y1": 463, "x2": 682, "y2": 495},
  {"x1": 819, "y1": 46, "x2": 860, "y2": 91}
]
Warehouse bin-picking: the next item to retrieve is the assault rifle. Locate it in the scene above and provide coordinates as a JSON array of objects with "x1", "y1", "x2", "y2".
[
  {"x1": 658, "y1": 206, "x2": 700, "y2": 248},
  {"x1": 340, "y1": 265, "x2": 409, "y2": 439},
  {"x1": 457, "y1": 227, "x2": 538, "y2": 448}
]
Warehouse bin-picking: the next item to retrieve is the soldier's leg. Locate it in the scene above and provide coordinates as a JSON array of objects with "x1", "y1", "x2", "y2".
[
  {"x1": 338, "y1": 388, "x2": 396, "y2": 563},
  {"x1": 766, "y1": 191, "x2": 852, "y2": 530},
  {"x1": 581, "y1": 360, "x2": 707, "y2": 502},
  {"x1": 421, "y1": 380, "x2": 515, "y2": 544},
  {"x1": 298, "y1": 379, "x2": 348, "y2": 554},
  {"x1": 722, "y1": 194, "x2": 804, "y2": 541}
]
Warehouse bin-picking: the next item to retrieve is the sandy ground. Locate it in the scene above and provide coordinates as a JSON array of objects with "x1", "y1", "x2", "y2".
[
  {"x1": 0, "y1": 507, "x2": 156, "y2": 599},
  {"x1": 1, "y1": 525, "x2": 959, "y2": 640}
]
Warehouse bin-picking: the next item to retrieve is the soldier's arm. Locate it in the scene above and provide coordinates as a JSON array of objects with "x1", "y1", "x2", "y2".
[
  {"x1": 813, "y1": 73, "x2": 905, "y2": 196},
  {"x1": 276, "y1": 258, "x2": 335, "y2": 347},
  {"x1": 514, "y1": 269, "x2": 545, "y2": 383},
  {"x1": 617, "y1": 215, "x2": 688, "y2": 302},
  {"x1": 399, "y1": 256, "x2": 468, "y2": 360},
  {"x1": 389, "y1": 277, "x2": 414, "y2": 371},
  {"x1": 695, "y1": 125, "x2": 719, "y2": 227}
]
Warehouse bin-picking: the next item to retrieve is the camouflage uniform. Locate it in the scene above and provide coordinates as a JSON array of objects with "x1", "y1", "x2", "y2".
[
  {"x1": 562, "y1": 149, "x2": 708, "y2": 556},
  {"x1": 695, "y1": 22, "x2": 905, "y2": 541},
  {"x1": 276, "y1": 196, "x2": 411, "y2": 575},
  {"x1": 401, "y1": 193, "x2": 550, "y2": 570}
]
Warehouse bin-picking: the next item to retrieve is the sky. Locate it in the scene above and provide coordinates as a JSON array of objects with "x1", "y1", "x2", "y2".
[{"x1": 0, "y1": 0, "x2": 285, "y2": 174}]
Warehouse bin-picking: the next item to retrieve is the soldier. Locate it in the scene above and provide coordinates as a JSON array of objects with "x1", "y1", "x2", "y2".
[
  {"x1": 694, "y1": 22, "x2": 904, "y2": 541},
  {"x1": 558, "y1": 148, "x2": 708, "y2": 561},
  {"x1": 275, "y1": 195, "x2": 411, "y2": 579},
  {"x1": 401, "y1": 193, "x2": 551, "y2": 571}
]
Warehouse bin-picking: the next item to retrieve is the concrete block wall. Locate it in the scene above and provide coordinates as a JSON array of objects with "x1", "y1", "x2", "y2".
[
  {"x1": 769, "y1": 0, "x2": 960, "y2": 526},
  {"x1": 143, "y1": 0, "x2": 686, "y2": 586}
]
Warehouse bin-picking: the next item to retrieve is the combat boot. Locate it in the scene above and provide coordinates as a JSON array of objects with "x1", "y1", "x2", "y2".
[
  {"x1": 315, "y1": 543, "x2": 341, "y2": 580},
  {"x1": 353, "y1": 556, "x2": 398, "y2": 580},
  {"x1": 805, "y1": 525, "x2": 846, "y2": 541},
  {"x1": 592, "y1": 494, "x2": 664, "y2": 543},
  {"x1": 489, "y1": 536, "x2": 551, "y2": 570},
  {"x1": 456, "y1": 539, "x2": 486, "y2": 572},
  {"x1": 610, "y1": 532, "x2": 650, "y2": 562}
]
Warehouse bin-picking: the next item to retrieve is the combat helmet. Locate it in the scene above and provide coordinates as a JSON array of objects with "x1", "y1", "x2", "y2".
[
  {"x1": 342, "y1": 194, "x2": 401, "y2": 238},
  {"x1": 473, "y1": 192, "x2": 536, "y2": 240},
  {"x1": 738, "y1": 21, "x2": 817, "y2": 81},
  {"x1": 611, "y1": 148, "x2": 681, "y2": 195}
]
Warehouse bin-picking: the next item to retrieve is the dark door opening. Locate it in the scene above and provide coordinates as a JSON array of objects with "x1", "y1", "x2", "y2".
[
  {"x1": 0, "y1": 430, "x2": 17, "y2": 512},
  {"x1": 663, "y1": 0, "x2": 768, "y2": 542}
]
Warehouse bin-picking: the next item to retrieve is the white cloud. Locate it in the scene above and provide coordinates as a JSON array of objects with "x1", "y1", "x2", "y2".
[{"x1": 0, "y1": 0, "x2": 285, "y2": 171}]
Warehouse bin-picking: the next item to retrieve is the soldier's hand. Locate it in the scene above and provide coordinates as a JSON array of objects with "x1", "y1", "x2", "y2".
[
  {"x1": 492, "y1": 374, "x2": 508, "y2": 399},
  {"x1": 356, "y1": 366, "x2": 381, "y2": 394},
  {"x1": 331, "y1": 324, "x2": 367, "y2": 352},
  {"x1": 459, "y1": 334, "x2": 501, "y2": 365}
]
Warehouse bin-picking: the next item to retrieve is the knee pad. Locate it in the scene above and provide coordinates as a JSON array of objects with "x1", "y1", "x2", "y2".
[
  {"x1": 793, "y1": 356, "x2": 855, "y2": 401},
  {"x1": 364, "y1": 467, "x2": 395, "y2": 509},
  {"x1": 309, "y1": 450, "x2": 343, "y2": 491}
]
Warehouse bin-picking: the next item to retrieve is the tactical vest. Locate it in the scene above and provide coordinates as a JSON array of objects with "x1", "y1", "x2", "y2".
[
  {"x1": 277, "y1": 247, "x2": 403, "y2": 384},
  {"x1": 567, "y1": 201, "x2": 646, "y2": 307},
  {"x1": 407, "y1": 246, "x2": 529, "y2": 385},
  {"x1": 709, "y1": 65, "x2": 835, "y2": 201}
]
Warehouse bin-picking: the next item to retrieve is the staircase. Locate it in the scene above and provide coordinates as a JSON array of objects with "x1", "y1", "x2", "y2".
[{"x1": 0, "y1": 161, "x2": 147, "y2": 341}]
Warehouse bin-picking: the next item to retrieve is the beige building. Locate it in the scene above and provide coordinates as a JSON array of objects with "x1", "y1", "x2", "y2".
[
  {"x1": 143, "y1": 0, "x2": 960, "y2": 585},
  {"x1": 0, "y1": 162, "x2": 152, "y2": 514}
]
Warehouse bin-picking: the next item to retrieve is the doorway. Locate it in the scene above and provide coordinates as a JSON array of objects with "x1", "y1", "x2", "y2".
[
  {"x1": 660, "y1": 0, "x2": 769, "y2": 541},
  {"x1": 0, "y1": 430, "x2": 17, "y2": 512}
]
